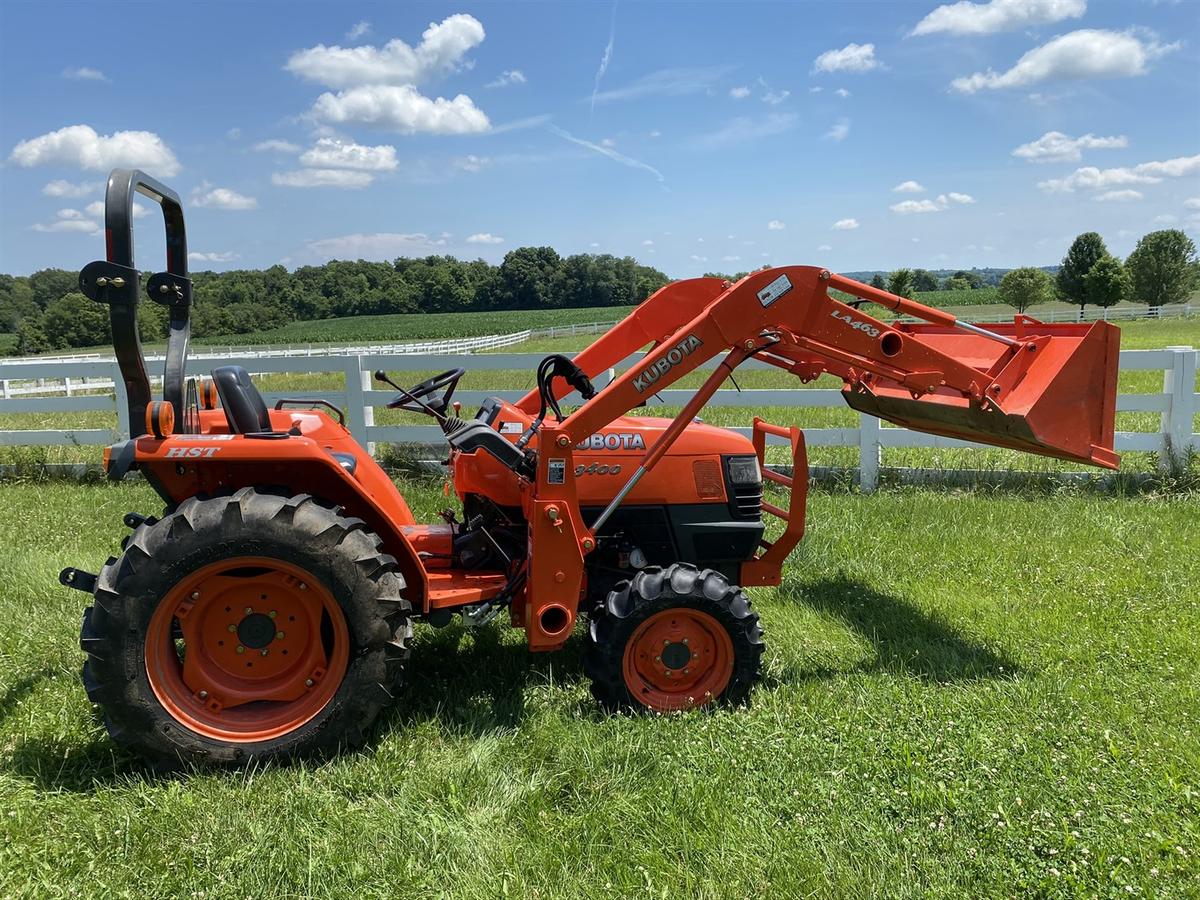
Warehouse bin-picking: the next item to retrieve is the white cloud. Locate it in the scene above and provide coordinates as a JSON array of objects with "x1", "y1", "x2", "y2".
[
  {"x1": 690, "y1": 254, "x2": 708, "y2": 263},
  {"x1": 642, "y1": 239, "x2": 654, "y2": 246},
  {"x1": 306, "y1": 231, "x2": 447, "y2": 261},
  {"x1": 83, "y1": 200, "x2": 148, "y2": 219},
  {"x1": 722, "y1": 255, "x2": 741, "y2": 262},
  {"x1": 592, "y1": 65, "x2": 734, "y2": 103},
  {"x1": 1095, "y1": 189, "x2": 1143, "y2": 202},
  {"x1": 188, "y1": 251, "x2": 239, "y2": 264},
  {"x1": 1153, "y1": 214, "x2": 1177, "y2": 224},
  {"x1": 466, "y1": 233, "x2": 504, "y2": 244},
  {"x1": 891, "y1": 199, "x2": 944, "y2": 214},
  {"x1": 309, "y1": 84, "x2": 490, "y2": 134},
  {"x1": 891, "y1": 192, "x2": 975, "y2": 213},
  {"x1": 950, "y1": 29, "x2": 1178, "y2": 94},
  {"x1": 345, "y1": 20, "x2": 371, "y2": 41},
  {"x1": 648, "y1": 129, "x2": 662, "y2": 138},
  {"x1": 550, "y1": 126, "x2": 664, "y2": 182},
  {"x1": 763, "y1": 90, "x2": 790, "y2": 105},
  {"x1": 729, "y1": 86, "x2": 751, "y2": 99},
  {"x1": 600, "y1": 137, "x2": 617, "y2": 148},
  {"x1": 694, "y1": 113, "x2": 797, "y2": 148},
  {"x1": 32, "y1": 218, "x2": 101, "y2": 235},
  {"x1": 272, "y1": 169, "x2": 374, "y2": 189},
  {"x1": 43, "y1": 179, "x2": 100, "y2": 198},
  {"x1": 832, "y1": 218, "x2": 860, "y2": 230},
  {"x1": 834, "y1": 88, "x2": 851, "y2": 98},
  {"x1": 253, "y1": 139, "x2": 302, "y2": 153},
  {"x1": 1011, "y1": 130, "x2": 1128, "y2": 163},
  {"x1": 486, "y1": 69, "x2": 527, "y2": 88},
  {"x1": 808, "y1": 86, "x2": 823, "y2": 94},
  {"x1": 62, "y1": 66, "x2": 108, "y2": 82},
  {"x1": 56, "y1": 208, "x2": 85, "y2": 220},
  {"x1": 192, "y1": 185, "x2": 259, "y2": 210},
  {"x1": 817, "y1": 244, "x2": 832, "y2": 251},
  {"x1": 9, "y1": 124, "x2": 180, "y2": 176},
  {"x1": 286, "y1": 14, "x2": 484, "y2": 88},
  {"x1": 453, "y1": 154, "x2": 489, "y2": 173},
  {"x1": 767, "y1": 220, "x2": 786, "y2": 230},
  {"x1": 1185, "y1": 197, "x2": 1200, "y2": 210},
  {"x1": 299, "y1": 137, "x2": 398, "y2": 171},
  {"x1": 813, "y1": 43, "x2": 881, "y2": 74},
  {"x1": 824, "y1": 118, "x2": 851, "y2": 141},
  {"x1": 911, "y1": 0, "x2": 1086, "y2": 37},
  {"x1": 1037, "y1": 154, "x2": 1200, "y2": 192},
  {"x1": 892, "y1": 180, "x2": 925, "y2": 193}
]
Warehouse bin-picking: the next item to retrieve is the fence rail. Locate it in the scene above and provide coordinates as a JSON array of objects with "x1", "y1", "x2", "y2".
[{"x1": 1, "y1": 343, "x2": 1195, "y2": 490}]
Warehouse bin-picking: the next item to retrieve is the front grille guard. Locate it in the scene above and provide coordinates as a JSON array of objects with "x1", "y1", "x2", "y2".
[{"x1": 739, "y1": 417, "x2": 808, "y2": 587}]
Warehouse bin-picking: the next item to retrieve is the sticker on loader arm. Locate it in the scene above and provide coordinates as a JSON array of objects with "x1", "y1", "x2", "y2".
[
  {"x1": 757, "y1": 274, "x2": 792, "y2": 307},
  {"x1": 548, "y1": 459, "x2": 566, "y2": 484}
]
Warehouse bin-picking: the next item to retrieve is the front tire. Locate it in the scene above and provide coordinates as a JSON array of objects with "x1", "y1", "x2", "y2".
[
  {"x1": 583, "y1": 564, "x2": 763, "y2": 712},
  {"x1": 79, "y1": 488, "x2": 411, "y2": 767}
]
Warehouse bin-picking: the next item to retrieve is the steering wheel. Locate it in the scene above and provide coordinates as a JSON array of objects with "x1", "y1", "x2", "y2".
[{"x1": 386, "y1": 367, "x2": 466, "y2": 416}]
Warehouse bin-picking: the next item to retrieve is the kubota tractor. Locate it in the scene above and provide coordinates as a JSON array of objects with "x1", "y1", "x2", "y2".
[{"x1": 62, "y1": 170, "x2": 1121, "y2": 766}]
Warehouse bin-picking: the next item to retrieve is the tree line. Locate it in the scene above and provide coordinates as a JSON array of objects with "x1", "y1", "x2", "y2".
[{"x1": 0, "y1": 248, "x2": 670, "y2": 354}]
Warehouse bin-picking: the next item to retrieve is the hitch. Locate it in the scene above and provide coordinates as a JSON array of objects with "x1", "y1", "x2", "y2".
[{"x1": 59, "y1": 568, "x2": 98, "y2": 594}]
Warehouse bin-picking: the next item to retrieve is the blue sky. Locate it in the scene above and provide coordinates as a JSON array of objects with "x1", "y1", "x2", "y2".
[{"x1": 1, "y1": 0, "x2": 1197, "y2": 277}]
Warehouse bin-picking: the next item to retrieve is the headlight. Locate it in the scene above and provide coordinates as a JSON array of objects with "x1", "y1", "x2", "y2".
[{"x1": 726, "y1": 455, "x2": 761, "y2": 485}]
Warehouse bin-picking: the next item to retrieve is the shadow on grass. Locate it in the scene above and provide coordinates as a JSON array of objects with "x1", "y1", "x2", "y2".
[
  {"x1": 768, "y1": 574, "x2": 1020, "y2": 687},
  {"x1": 1, "y1": 575, "x2": 1019, "y2": 791},
  {"x1": 380, "y1": 623, "x2": 587, "y2": 737}
]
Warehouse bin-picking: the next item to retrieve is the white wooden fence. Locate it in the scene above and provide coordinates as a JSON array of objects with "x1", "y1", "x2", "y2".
[{"x1": 1, "y1": 345, "x2": 1195, "y2": 489}]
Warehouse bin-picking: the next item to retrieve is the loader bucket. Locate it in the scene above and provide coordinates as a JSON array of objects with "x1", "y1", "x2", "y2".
[{"x1": 842, "y1": 318, "x2": 1121, "y2": 469}]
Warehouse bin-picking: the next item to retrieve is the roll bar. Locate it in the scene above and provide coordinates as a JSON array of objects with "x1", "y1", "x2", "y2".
[{"x1": 78, "y1": 169, "x2": 191, "y2": 437}]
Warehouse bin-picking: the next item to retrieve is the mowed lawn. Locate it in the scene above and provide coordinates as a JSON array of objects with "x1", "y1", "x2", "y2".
[{"x1": 0, "y1": 478, "x2": 1196, "y2": 897}]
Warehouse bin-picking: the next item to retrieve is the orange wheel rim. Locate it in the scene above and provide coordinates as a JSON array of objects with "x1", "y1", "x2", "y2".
[
  {"x1": 145, "y1": 557, "x2": 349, "y2": 742},
  {"x1": 622, "y1": 608, "x2": 734, "y2": 711}
]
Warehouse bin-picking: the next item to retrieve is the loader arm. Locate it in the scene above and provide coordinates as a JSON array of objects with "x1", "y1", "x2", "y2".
[{"x1": 516, "y1": 265, "x2": 1120, "y2": 649}]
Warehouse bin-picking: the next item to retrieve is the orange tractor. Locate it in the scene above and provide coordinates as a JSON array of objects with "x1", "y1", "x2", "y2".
[{"x1": 62, "y1": 170, "x2": 1121, "y2": 766}]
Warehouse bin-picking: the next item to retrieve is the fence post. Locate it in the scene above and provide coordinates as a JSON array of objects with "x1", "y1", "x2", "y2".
[
  {"x1": 344, "y1": 354, "x2": 374, "y2": 455},
  {"x1": 858, "y1": 411, "x2": 880, "y2": 492},
  {"x1": 1161, "y1": 346, "x2": 1197, "y2": 472},
  {"x1": 1, "y1": 380, "x2": 9, "y2": 400}
]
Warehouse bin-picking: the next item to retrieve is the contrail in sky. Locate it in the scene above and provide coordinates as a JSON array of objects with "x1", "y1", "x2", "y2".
[{"x1": 590, "y1": 1, "x2": 618, "y2": 119}]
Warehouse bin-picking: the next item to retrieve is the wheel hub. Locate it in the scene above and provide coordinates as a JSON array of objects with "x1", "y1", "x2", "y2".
[
  {"x1": 660, "y1": 641, "x2": 691, "y2": 670},
  {"x1": 237, "y1": 612, "x2": 276, "y2": 649}
]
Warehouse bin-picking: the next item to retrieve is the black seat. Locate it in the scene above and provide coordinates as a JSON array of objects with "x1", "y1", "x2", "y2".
[{"x1": 211, "y1": 365, "x2": 272, "y2": 434}]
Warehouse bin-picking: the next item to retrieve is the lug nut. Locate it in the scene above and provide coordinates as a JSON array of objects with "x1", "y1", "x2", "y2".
[
  {"x1": 682, "y1": 638, "x2": 689, "y2": 645},
  {"x1": 244, "y1": 607, "x2": 252, "y2": 615},
  {"x1": 276, "y1": 631, "x2": 285, "y2": 640},
  {"x1": 236, "y1": 645, "x2": 245, "y2": 654},
  {"x1": 190, "y1": 591, "x2": 201, "y2": 600},
  {"x1": 198, "y1": 690, "x2": 208, "y2": 699},
  {"x1": 260, "y1": 649, "x2": 269, "y2": 657},
  {"x1": 227, "y1": 624, "x2": 236, "y2": 633},
  {"x1": 268, "y1": 610, "x2": 277, "y2": 619},
  {"x1": 299, "y1": 583, "x2": 307, "y2": 591},
  {"x1": 304, "y1": 678, "x2": 314, "y2": 687}
]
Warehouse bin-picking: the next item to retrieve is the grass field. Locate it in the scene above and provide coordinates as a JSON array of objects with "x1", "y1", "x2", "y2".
[{"x1": 0, "y1": 478, "x2": 1196, "y2": 897}]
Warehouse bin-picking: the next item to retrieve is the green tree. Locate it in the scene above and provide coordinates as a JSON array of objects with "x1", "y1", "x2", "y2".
[
  {"x1": 998, "y1": 267, "x2": 1053, "y2": 313},
  {"x1": 15, "y1": 315, "x2": 50, "y2": 355},
  {"x1": 951, "y1": 270, "x2": 983, "y2": 289},
  {"x1": 1082, "y1": 255, "x2": 1131, "y2": 310},
  {"x1": 943, "y1": 275, "x2": 971, "y2": 291},
  {"x1": 28, "y1": 268, "x2": 78, "y2": 309},
  {"x1": 887, "y1": 268, "x2": 914, "y2": 298},
  {"x1": 912, "y1": 269, "x2": 939, "y2": 292},
  {"x1": 1056, "y1": 232, "x2": 1108, "y2": 313},
  {"x1": 41, "y1": 292, "x2": 111, "y2": 349},
  {"x1": 1125, "y1": 229, "x2": 1198, "y2": 309},
  {"x1": 869, "y1": 273, "x2": 886, "y2": 290}
]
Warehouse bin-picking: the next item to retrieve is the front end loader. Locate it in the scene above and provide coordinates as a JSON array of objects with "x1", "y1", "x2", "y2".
[{"x1": 62, "y1": 170, "x2": 1121, "y2": 766}]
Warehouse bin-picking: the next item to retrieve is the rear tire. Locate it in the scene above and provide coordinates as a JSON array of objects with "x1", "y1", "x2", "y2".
[
  {"x1": 583, "y1": 563, "x2": 763, "y2": 712},
  {"x1": 79, "y1": 488, "x2": 411, "y2": 767}
]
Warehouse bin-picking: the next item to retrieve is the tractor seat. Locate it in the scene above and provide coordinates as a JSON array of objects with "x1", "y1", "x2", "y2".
[{"x1": 211, "y1": 365, "x2": 272, "y2": 434}]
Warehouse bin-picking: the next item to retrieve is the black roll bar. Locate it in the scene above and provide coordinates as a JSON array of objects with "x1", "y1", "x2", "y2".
[{"x1": 78, "y1": 169, "x2": 191, "y2": 437}]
